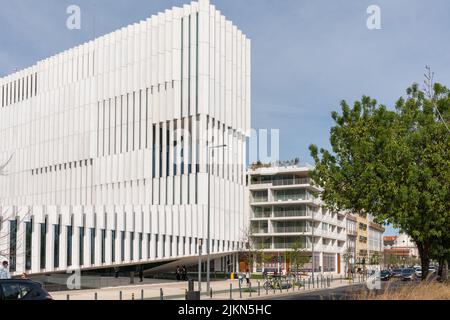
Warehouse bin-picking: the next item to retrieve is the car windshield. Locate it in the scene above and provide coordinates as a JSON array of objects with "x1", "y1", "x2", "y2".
[
  {"x1": 393, "y1": 269, "x2": 402, "y2": 273},
  {"x1": 402, "y1": 269, "x2": 414, "y2": 274},
  {"x1": 381, "y1": 271, "x2": 389, "y2": 275}
]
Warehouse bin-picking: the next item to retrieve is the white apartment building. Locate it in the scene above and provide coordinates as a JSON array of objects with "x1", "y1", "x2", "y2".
[
  {"x1": 0, "y1": 0, "x2": 251, "y2": 276},
  {"x1": 247, "y1": 165, "x2": 346, "y2": 274}
]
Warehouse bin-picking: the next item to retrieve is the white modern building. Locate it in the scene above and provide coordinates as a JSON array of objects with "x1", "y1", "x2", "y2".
[
  {"x1": 247, "y1": 164, "x2": 346, "y2": 274},
  {"x1": 0, "y1": 0, "x2": 251, "y2": 277}
]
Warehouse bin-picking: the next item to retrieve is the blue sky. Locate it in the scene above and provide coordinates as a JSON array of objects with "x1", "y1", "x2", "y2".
[{"x1": 2, "y1": 0, "x2": 450, "y2": 235}]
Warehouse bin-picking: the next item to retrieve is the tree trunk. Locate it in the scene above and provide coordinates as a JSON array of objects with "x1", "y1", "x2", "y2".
[
  {"x1": 442, "y1": 259, "x2": 448, "y2": 282},
  {"x1": 417, "y1": 241, "x2": 430, "y2": 281},
  {"x1": 438, "y1": 257, "x2": 444, "y2": 277}
]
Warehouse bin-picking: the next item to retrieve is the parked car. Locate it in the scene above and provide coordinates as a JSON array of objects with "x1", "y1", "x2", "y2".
[
  {"x1": 415, "y1": 268, "x2": 422, "y2": 278},
  {"x1": 0, "y1": 279, "x2": 52, "y2": 300},
  {"x1": 401, "y1": 268, "x2": 417, "y2": 281},
  {"x1": 380, "y1": 270, "x2": 392, "y2": 281},
  {"x1": 392, "y1": 268, "x2": 404, "y2": 278}
]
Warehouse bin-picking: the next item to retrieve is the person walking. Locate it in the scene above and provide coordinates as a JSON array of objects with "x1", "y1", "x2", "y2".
[
  {"x1": 176, "y1": 266, "x2": 181, "y2": 281},
  {"x1": 0, "y1": 261, "x2": 11, "y2": 279},
  {"x1": 182, "y1": 265, "x2": 187, "y2": 281},
  {"x1": 245, "y1": 269, "x2": 251, "y2": 286},
  {"x1": 139, "y1": 266, "x2": 144, "y2": 282}
]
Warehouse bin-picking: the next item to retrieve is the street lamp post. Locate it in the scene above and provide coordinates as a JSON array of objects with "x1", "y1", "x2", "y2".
[{"x1": 206, "y1": 144, "x2": 227, "y2": 293}]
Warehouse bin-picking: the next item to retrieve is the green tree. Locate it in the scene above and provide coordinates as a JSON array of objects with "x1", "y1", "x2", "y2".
[
  {"x1": 309, "y1": 76, "x2": 450, "y2": 281},
  {"x1": 287, "y1": 241, "x2": 310, "y2": 278}
]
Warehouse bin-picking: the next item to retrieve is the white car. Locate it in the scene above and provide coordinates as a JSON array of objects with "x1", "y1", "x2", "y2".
[{"x1": 415, "y1": 268, "x2": 422, "y2": 277}]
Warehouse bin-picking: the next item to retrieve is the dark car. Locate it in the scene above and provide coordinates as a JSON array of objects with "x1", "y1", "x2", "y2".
[
  {"x1": 380, "y1": 270, "x2": 392, "y2": 281},
  {"x1": 401, "y1": 268, "x2": 417, "y2": 281},
  {"x1": 0, "y1": 279, "x2": 52, "y2": 300},
  {"x1": 392, "y1": 268, "x2": 403, "y2": 278}
]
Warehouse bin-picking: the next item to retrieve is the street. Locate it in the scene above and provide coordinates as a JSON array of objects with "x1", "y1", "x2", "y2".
[{"x1": 265, "y1": 280, "x2": 419, "y2": 300}]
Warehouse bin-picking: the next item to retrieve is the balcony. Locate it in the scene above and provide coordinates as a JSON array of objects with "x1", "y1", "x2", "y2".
[
  {"x1": 272, "y1": 178, "x2": 311, "y2": 186},
  {"x1": 273, "y1": 209, "x2": 310, "y2": 218},
  {"x1": 272, "y1": 226, "x2": 311, "y2": 234},
  {"x1": 251, "y1": 228, "x2": 269, "y2": 234},
  {"x1": 273, "y1": 242, "x2": 311, "y2": 250},
  {"x1": 252, "y1": 197, "x2": 269, "y2": 203},
  {"x1": 252, "y1": 211, "x2": 271, "y2": 219}
]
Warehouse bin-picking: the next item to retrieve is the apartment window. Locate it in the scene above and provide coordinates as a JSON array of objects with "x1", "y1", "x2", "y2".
[
  {"x1": 169, "y1": 236, "x2": 173, "y2": 257},
  {"x1": 162, "y1": 235, "x2": 166, "y2": 257}
]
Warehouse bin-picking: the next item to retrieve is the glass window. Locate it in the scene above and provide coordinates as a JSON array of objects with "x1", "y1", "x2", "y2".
[
  {"x1": 40, "y1": 220, "x2": 47, "y2": 269},
  {"x1": 121, "y1": 231, "x2": 125, "y2": 262},
  {"x1": 53, "y1": 224, "x2": 60, "y2": 268},
  {"x1": 25, "y1": 221, "x2": 32, "y2": 270},
  {"x1": 9, "y1": 220, "x2": 17, "y2": 272},
  {"x1": 111, "y1": 230, "x2": 116, "y2": 263},
  {"x1": 130, "y1": 232, "x2": 134, "y2": 260},
  {"x1": 90, "y1": 228, "x2": 96, "y2": 265},
  {"x1": 79, "y1": 227, "x2": 85, "y2": 266},
  {"x1": 67, "y1": 225, "x2": 73, "y2": 267},
  {"x1": 101, "y1": 230, "x2": 106, "y2": 263}
]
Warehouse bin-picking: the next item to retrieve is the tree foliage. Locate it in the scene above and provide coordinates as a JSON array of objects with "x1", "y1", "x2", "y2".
[{"x1": 309, "y1": 80, "x2": 450, "y2": 280}]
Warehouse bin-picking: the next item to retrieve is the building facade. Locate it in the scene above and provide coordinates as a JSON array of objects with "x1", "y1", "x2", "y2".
[
  {"x1": 383, "y1": 233, "x2": 419, "y2": 266},
  {"x1": 247, "y1": 165, "x2": 346, "y2": 274},
  {"x1": 0, "y1": 0, "x2": 251, "y2": 276}
]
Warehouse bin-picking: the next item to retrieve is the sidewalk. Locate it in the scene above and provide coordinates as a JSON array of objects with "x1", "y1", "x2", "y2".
[{"x1": 51, "y1": 276, "x2": 365, "y2": 300}]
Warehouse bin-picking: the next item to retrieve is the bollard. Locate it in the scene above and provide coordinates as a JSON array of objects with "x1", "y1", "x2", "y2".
[
  {"x1": 258, "y1": 281, "x2": 260, "y2": 296},
  {"x1": 308, "y1": 278, "x2": 310, "y2": 289},
  {"x1": 303, "y1": 279, "x2": 306, "y2": 290},
  {"x1": 239, "y1": 281, "x2": 242, "y2": 299},
  {"x1": 119, "y1": 291, "x2": 122, "y2": 300},
  {"x1": 249, "y1": 284, "x2": 252, "y2": 297},
  {"x1": 160, "y1": 288, "x2": 164, "y2": 300},
  {"x1": 66, "y1": 294, "x2": 70, "y2": 300},
  {"x1": 132, "y1": 293, "x2": 135, "y2": 300},
  {"x1": 230, "y1": 283, "x2": 233, "y2": 300},
  {"x1": 141, "y1": 289, "x2": 144, "y2": 300},
  {"x1": 95, "y1": 292, "x2": 98, "y2": 300},
  {"x1": 210, "y1": 288, "x2": 213, "y2": 299}
]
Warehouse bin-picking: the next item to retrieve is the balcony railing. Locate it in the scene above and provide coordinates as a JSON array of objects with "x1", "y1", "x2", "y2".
[
  {"x1": 273, "y1": 210, "x2": 310, "y2": 218},
  {"x1": 250, "y1": 177, "x2": 311, "y2": 186},
  {"x1": 273, "y1": 242, "x2": 310, "y2": 249},
  {"x1": 252, "y1": 197, "x2": 268, "y2": 203},
  {"x1": 273, "y1": 194, "x2": 313, "y2": 202},
  {"x1": 253, "y1": 211, "x2": 271, "y2": 218},
  {"x1": 251, "y1": 228, "x2": 269, "y2": 234},
  {"x1": 272, "y1": 178, "x2": 311, "y2": 186},
  {"x1": 272, "y1": 227, "x2": 311, "y2": 233}
]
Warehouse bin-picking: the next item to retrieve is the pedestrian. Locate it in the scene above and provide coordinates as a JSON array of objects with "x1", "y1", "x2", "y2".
[
  {"x1": 0, "y1": 261, "x2": 11, "y2": 279},
  {"x1": 182, "y1": 265, "x2": 187, "y2": 281},
  {"x1": 20, "y1": 273, "x2": 28, "y2": 280},
  {"x1": 245, "y1": 269, "x2": 250, "y2": 286},
  {"x1": 139, "y1": 266, "x2": 144, "y2": 282},
  {"x1": 176, "y1": 266, "x2": 181, "y2": 281}
]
